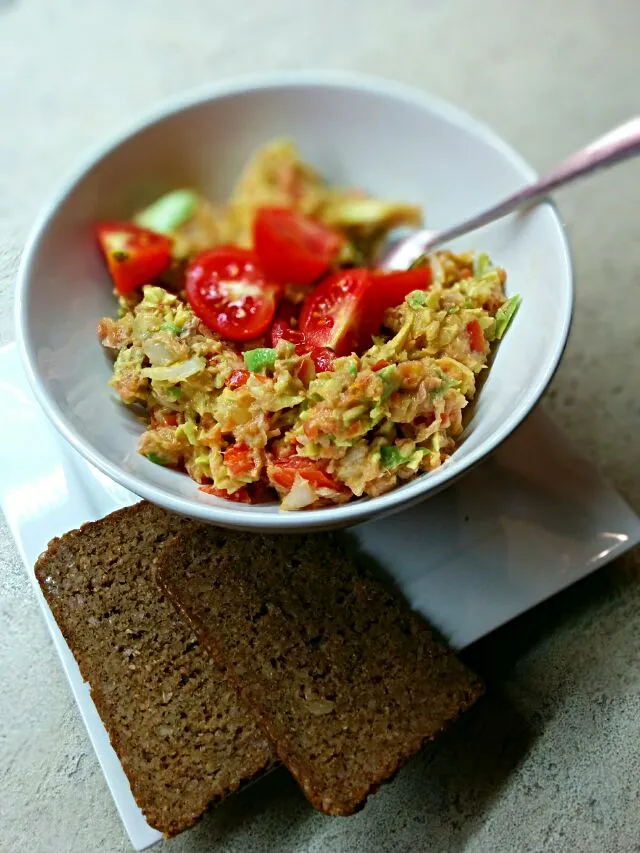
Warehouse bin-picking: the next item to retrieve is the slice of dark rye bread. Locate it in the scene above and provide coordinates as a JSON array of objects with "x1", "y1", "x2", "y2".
[
  {"x1": 34, "y1": 502, "x2": 275, "y2": 838},
  {"x1": 157, "y1": 525, "x2": 484, "y2": 817}
]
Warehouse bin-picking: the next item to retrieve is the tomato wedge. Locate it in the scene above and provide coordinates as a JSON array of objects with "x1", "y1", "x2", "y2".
[
  {"x1": 271, "y1": 318, "x2": 306, "y2": 350},
  {"x1": 357, "y1": 266, "x2": 433, "y2": 349},
  {"x1": 96, "y1": 222, "x2": 172, "y2": 295},
  {"x1": 254, "y1": 208, "x2": 343, "y2": 285},
  {"x1": 299, "y1": 268, "x2": 371, "y2": 356},
  {"x1": 185, "y1": 247, "x2": 280, "y2": 342},
  {"x1": 268, "y1": 455, "x2": 342, "y2": 492}
]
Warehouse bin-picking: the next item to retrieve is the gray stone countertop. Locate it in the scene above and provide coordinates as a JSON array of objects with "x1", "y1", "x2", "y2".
[{"x1": 2, "y1": 1, "x2": 640, "y2": 851}]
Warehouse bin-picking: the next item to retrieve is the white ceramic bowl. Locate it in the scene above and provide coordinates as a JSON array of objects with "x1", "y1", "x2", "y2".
[{"x1": 16, "y1": 71, "x2": 573, "y2": 532}]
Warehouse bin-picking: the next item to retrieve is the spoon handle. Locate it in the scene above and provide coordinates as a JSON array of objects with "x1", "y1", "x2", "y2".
[{"x1": 425, "y1": 117, "x2": 640, "y2": 249}]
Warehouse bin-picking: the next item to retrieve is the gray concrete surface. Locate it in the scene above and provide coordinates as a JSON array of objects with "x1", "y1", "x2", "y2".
[{"x1": 2, "y1": 1, "x2": 640, "y2": 851}]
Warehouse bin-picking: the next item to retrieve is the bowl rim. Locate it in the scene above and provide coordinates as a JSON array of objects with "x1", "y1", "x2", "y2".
[{"x1": 15, "y1": 69, "x2": 574, "y2": 531}]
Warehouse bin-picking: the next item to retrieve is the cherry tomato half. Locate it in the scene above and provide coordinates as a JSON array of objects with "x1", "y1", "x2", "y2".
[
  {"x1": 270, "y1": 319, "x2": 306, "y2": 350},
  {"x1": 299, "y1": 268, "x2": 371, "y2": 356},
  {"x1": 185, "y1": 247, "x2": 280, "y2": 342},
  {"x1": 356, "y1": 266, "x2": 433, "y2": 350},
  {"x1": 300, "y1": 266, "x2": 434, "y2": 356},
  {"x1": 254, "y1": 207, "x2": 343, "y2": 285},
  {"x1": 96, "y1": 222, "x2": 172, "y2": 295}
]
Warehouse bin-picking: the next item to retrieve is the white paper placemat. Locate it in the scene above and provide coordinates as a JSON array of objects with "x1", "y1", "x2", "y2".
[{"x1": 2, "y1": 341, "x2": 639, "y2": 849}]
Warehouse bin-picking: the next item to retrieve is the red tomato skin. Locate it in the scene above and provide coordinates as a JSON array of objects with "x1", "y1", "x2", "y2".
[
  {"x1": 270, "y1": 317, "x2": 334, "y2": 375},
  {"x1": 296, "y1": 358, "x2": 315, "y2": 386},
  {"x1": 366, "y1": 266, "x2": 432, "y2": 317},
  {"x1": 254, "y1": 207, "x2": 343, "y2": 285},
  {"x1": 299, "y1": 268, "x2": 371, "y2": 356},
  {"x1": 223, "y1": 443, "x2": 254, "y2": 477},
  {"x1": 310, "y1": 347, "x2": 335, "y2": 373},
  {"x1": 185, "y1": 247, "x2": 279, "y2": 342},
  {"x1": 466, "y1": 319, "x2": 485, "y2": 352},
  {"x1": 299, "y1": 267, "x2": 432, "y2": 357},
  {"x1": 271, "y1": 319, "x2": 306, "y2": 349},
  {"x1": 268, "y1": 455, "x2": 342, "y2": 492},
  {"x1": 357, "y1": 266, "x2": 433, "y2": 349},
  {"x1": 96, "y1": 222, "x2": 172, "y2": 295},
  {"x1": 226, "y1": 369, "x2": 250, "y2": 390},
  {"x1": 199, "y1": 484, "x2": 253, "y2": 503}
]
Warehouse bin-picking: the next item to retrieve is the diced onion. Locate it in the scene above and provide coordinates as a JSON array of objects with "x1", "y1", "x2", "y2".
[
  {"x1": 280, "y1": 474, "x2": 316, "y2": 511},
  {"x1": 141, "y1": 355, "x2": 205, "y2": 382},
  {"x1": 142, "y1": 337, "x2": 182, "y2": 366}
]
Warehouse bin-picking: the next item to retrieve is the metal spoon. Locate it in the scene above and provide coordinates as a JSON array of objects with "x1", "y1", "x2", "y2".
[{"x1": 379, "y1": 117, "x2": 640, "y2": 270}]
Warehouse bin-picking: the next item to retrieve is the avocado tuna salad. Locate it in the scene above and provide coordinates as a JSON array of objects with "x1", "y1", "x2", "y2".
[{"x1": 96, "y1": 140, "x2": 519, "y2": 510}]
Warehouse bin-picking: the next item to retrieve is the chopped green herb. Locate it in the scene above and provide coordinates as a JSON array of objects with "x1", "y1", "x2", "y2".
[
  {"x1": 166, "y1": 387, "x2": 182, "y2": 399},
  {"x1": 134, "y1": 189, "x2": 199, "y2": 234},
  {"x1": 495, "y1": 294, "x2": 521, "y2": 339},
  {"x1": 380, "y1": 445, "x2": 407, "y2": 468},
  {"x1": 378, "y1": 365, "x2": 400, "y2": 400},
  {"x1": 112, "y1": 250, "x2": 128, "y2": 263},
  {"x1": 244, "y1": 347, "x2": 277, "y2": 373},
  {"x1": 160, "y1": 322, "x2": 181, "y2": 335},
  {"x1": 146, "y1": 452, "x2": 168, "y2": 466},
  {"x1": 347, "y1": 361, "x2": 358, "y2": 378},
  {"x1": 406, "y1": 290, "x2": 429, "y2": 310}
]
